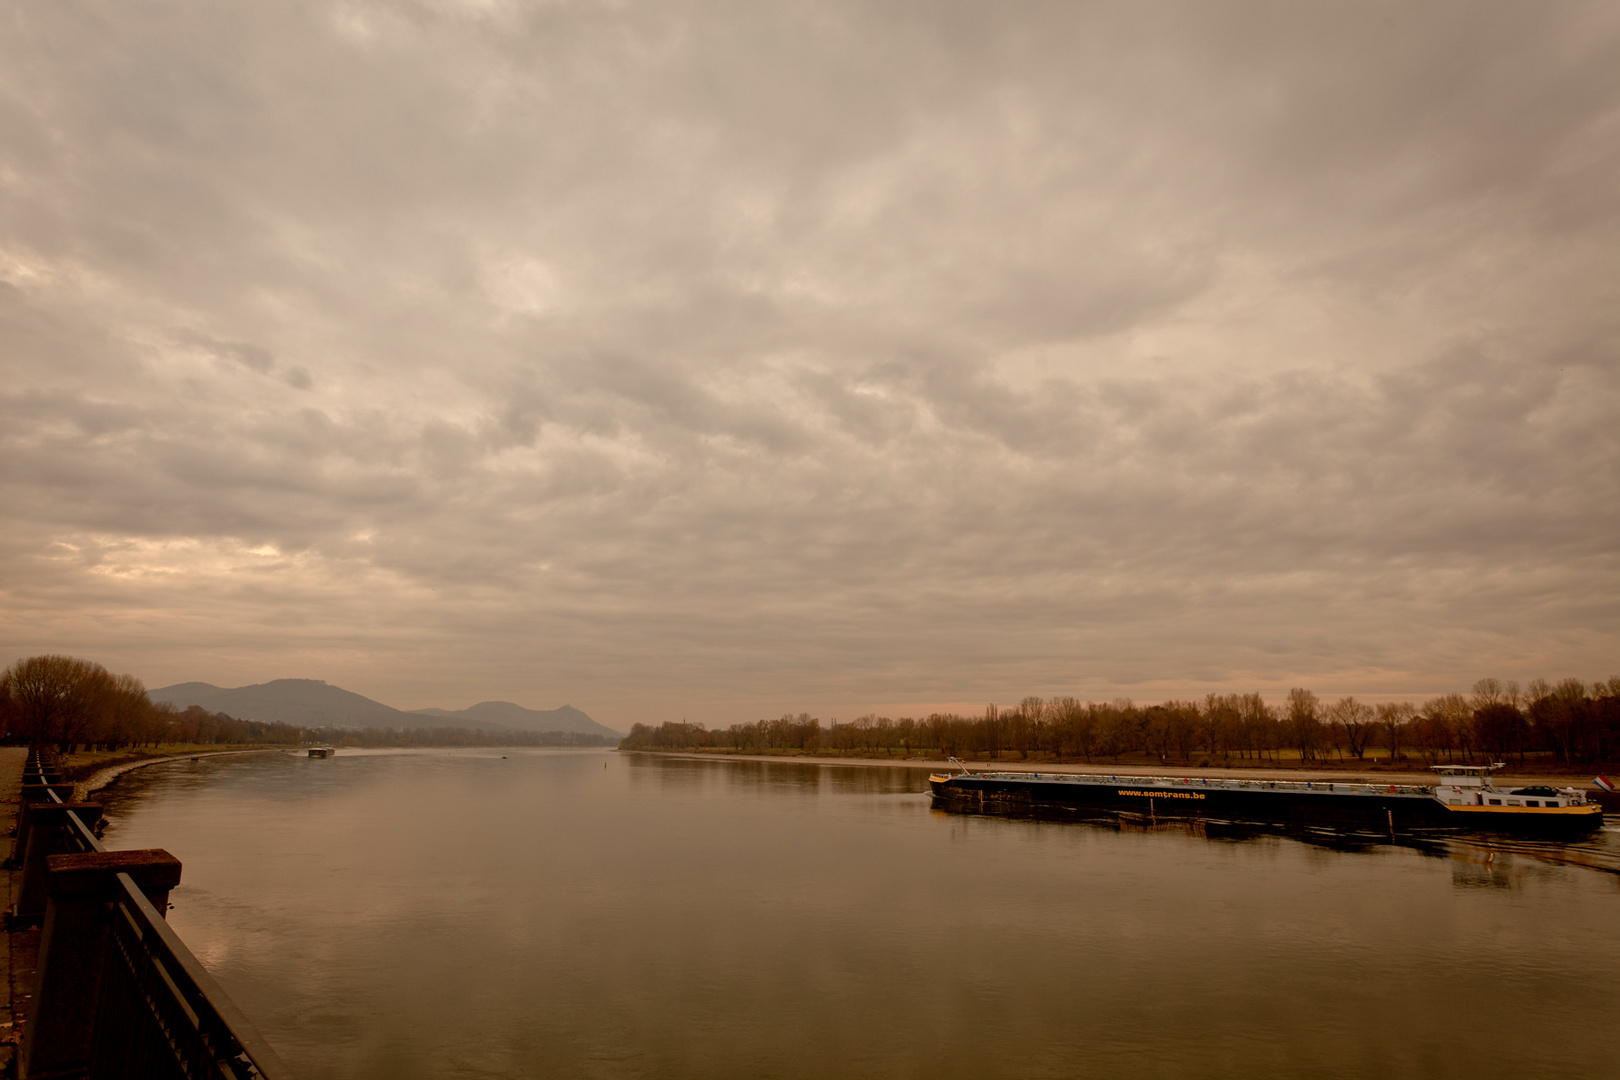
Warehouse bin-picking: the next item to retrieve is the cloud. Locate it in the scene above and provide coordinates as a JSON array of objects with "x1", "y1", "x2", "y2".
[
  {"x1": 1, "y1": 0, "x2": 1617, "y2": 725},
  {"x1": 172, "y1": 328, "x2": 315, "y2": 390}
]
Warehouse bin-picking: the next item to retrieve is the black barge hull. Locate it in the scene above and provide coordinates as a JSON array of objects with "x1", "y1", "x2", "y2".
[{"x1": 928, "y1": 773, "x2": 1604, "y2": 836}]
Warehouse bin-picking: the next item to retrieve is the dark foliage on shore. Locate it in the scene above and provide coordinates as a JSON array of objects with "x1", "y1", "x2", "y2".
[
  {"x1": 620, "y1": 677, "x2": 1620, "y2": 767},
  {"x1": 0, "y1": 654, "x2": 612, "y2": 749}
]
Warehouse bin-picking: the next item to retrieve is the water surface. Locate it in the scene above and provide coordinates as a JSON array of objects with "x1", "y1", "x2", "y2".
[{"x1": 100, "y1": 750, "x2": 1620, "y2": 1079}]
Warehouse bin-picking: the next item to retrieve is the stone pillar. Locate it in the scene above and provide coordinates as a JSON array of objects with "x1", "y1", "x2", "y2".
[
  {"x1": 13, "y1": 803, "x2": 105, "y2": 924},
  {"x1": 20, "y1": 784, "x2": 74, "y2": 802},
  {"x1": 20, "y1": 849, "x2": 182, "y2": 1080},
  {"x1": 10, "y1": 784, "x2": 79, "y2": 868}
]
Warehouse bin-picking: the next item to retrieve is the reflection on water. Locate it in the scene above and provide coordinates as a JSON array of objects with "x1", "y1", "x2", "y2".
[{"x1": 98, "y1": 750, "x2": 1619, "y2": 1080}]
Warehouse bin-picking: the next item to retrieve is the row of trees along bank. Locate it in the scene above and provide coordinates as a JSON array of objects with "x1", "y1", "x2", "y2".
[
  {"x1": 620, "y1": 678, "x2": 1620, "y2": 767},
  {"x1": 0, "y1": 654, "x2": 613, "y2": 750}
]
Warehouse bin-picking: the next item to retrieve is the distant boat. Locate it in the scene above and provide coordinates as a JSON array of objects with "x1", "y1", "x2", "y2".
[{"x1": 308, "y1": 747, "x2": 336, "y2": 759}]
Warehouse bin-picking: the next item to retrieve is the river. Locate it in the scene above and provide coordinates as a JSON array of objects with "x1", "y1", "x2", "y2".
[{"x1": 98, "y1": 748, "x2": 1620, "y2": 1079}]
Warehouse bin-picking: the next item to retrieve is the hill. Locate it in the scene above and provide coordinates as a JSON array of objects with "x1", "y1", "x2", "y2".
[
  {"x1": 409, "y1": 701, "x2": 621, "y2": 740},
  {"x1": 148, "y1": 679, "x2": 427, "y2": 728},
  {"x1": 149, "y1": 679, "x2": 619, "y2": 737}
]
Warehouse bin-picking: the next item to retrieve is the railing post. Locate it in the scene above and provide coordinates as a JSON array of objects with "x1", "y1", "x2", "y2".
[
  {"x1": 13, "y1": 803, "x2": 106, "y2": 925},
  {"x1": 20, "y1": 784, "x2": 75, "y2": 802},
  {"x1": 20, "y1": 849, "x2": 183, "y2": 1080},
  {"x1": 11, "y1": 784, "x2": 79, "y2": 868}
]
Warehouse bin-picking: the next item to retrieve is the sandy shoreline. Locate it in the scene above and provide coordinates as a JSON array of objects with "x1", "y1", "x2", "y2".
[
  {"x1": 73, "y1": 747, "x2": 285, "y2": 800},
  {"x1": 620, "y1": 749, "x2": 1605, "y2": 789}
]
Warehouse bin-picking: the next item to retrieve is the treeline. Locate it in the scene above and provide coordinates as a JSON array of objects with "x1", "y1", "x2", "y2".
[
  {"x1": 0, "y1": 655, "x2": 611, "y2": 749},
  {"x1": 620, "y1": 677, "x2": 1620, "y2": 766},
  {"x1": 1, "y1": 655, "x2": 172, "y2": 748}
]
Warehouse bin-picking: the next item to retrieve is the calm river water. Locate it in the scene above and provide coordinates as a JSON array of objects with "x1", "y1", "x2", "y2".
[{"x1": 99, "y1": 749, "x2": 1619, "y2": 1080}]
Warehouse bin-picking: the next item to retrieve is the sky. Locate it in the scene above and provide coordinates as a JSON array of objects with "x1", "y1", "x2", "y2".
[{"x1": 3, "y1": 0, "x2": 1618, "y2": 729}]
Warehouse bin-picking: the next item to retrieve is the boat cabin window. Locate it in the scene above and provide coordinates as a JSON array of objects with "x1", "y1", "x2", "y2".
[
  {"x1": 1524, "y1": 800, "x2": 1538, "y2": 807},
  {"x1": 1430, "y1": 765, "x2": 1503, "y2": 787},
  {"x1": 1488, "y1": 799, "x2": 1502, "y2": 805}
]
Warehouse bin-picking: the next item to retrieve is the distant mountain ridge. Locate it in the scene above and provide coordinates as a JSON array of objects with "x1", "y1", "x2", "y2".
[
  {"x1": 408, "y1": 701, "x2": 618, "y2": 739},
  {"x1": 148, "y1": 679, "x2": 622, "y2": 738}
]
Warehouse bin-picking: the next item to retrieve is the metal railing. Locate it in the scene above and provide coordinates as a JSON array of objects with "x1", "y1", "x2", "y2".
[
  {"x1": 13, "y1": 747, "x2": 288, "y2": 1079},
  {"x1": 90, "y1": 873, "x2": 284, "y2": 1079}
]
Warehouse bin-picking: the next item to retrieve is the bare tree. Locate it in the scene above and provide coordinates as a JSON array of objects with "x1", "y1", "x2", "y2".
[
  {"x1": 1431, "y1": 694, "x2": 1474, "y2": 761},
  {"x1": 1096, "y1": 701, "x2": 1136, "y2": 762},
  {"x1": 1375, "y1": 701, "x2": 1414, "y2": 761},
  {"x1": 1327, "y1": 697, "x2": 1375, "y2": 759},
  {"x1": 1471, "y1": 678, "x2": 1505, "y2": 710},
  {"x1": 873, "y1": 716, "x2": 895, "y2": 756},
  {"x1": 980, "y1": 704, "x2": 1003, "y2": 761},
  {"x1": 1240, "y1": 694, "x2": 1275, "y2": 761},
  {"x1": 99, "y1": 673, "x2": 153, "y2": 748},
  {"x1": 1, "y1": 654, "x2": 116, "y2": 746},
  {"x1": 1287, "y1": 688, "x2": 1321, "y2": 762},
  {"x1": 1528, "y1": 679, "x2": 1591, "y2": 763},
  {"x1": 895, "y1": 717, "x2": 916, "y2": 757},
  {"x1": 1014, "y1": 696, "x2": 1047, "y2": 760},
  {"x1": 1046, "y1": 696, "x2": 1087, "y2": 759},
  {"x1": 1472, "y1": 702, "x2": 1528, "y2": 763},
  {"x1": 1204, "y1": 694, "x2": 1243, "y2": 762},
  {"x1": 1168, "y1": 701, "x2": 1200, "y2": 762}
]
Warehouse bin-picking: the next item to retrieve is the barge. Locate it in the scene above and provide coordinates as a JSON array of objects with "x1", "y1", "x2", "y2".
[{"x1": 928, "y1": 762, "x2": 1604, "y2": 835}]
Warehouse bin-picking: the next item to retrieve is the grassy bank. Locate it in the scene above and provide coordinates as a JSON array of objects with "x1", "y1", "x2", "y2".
[{"x1": 55, "y1": 744, "x2": 293, "y2": 786}]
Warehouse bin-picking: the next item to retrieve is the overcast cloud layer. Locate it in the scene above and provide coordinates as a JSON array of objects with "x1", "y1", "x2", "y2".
[{"x1": 3, "y1": 1, "x2": 1618, "y2": 726}]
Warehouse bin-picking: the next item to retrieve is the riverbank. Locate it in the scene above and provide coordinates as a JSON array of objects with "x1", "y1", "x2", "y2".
[
  {"x1": 61, "y1": 746, "x2": 289, "y2": 800},
  {"x1": 620, "y1": 748, "x2": 1620, "y2": 805}
]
